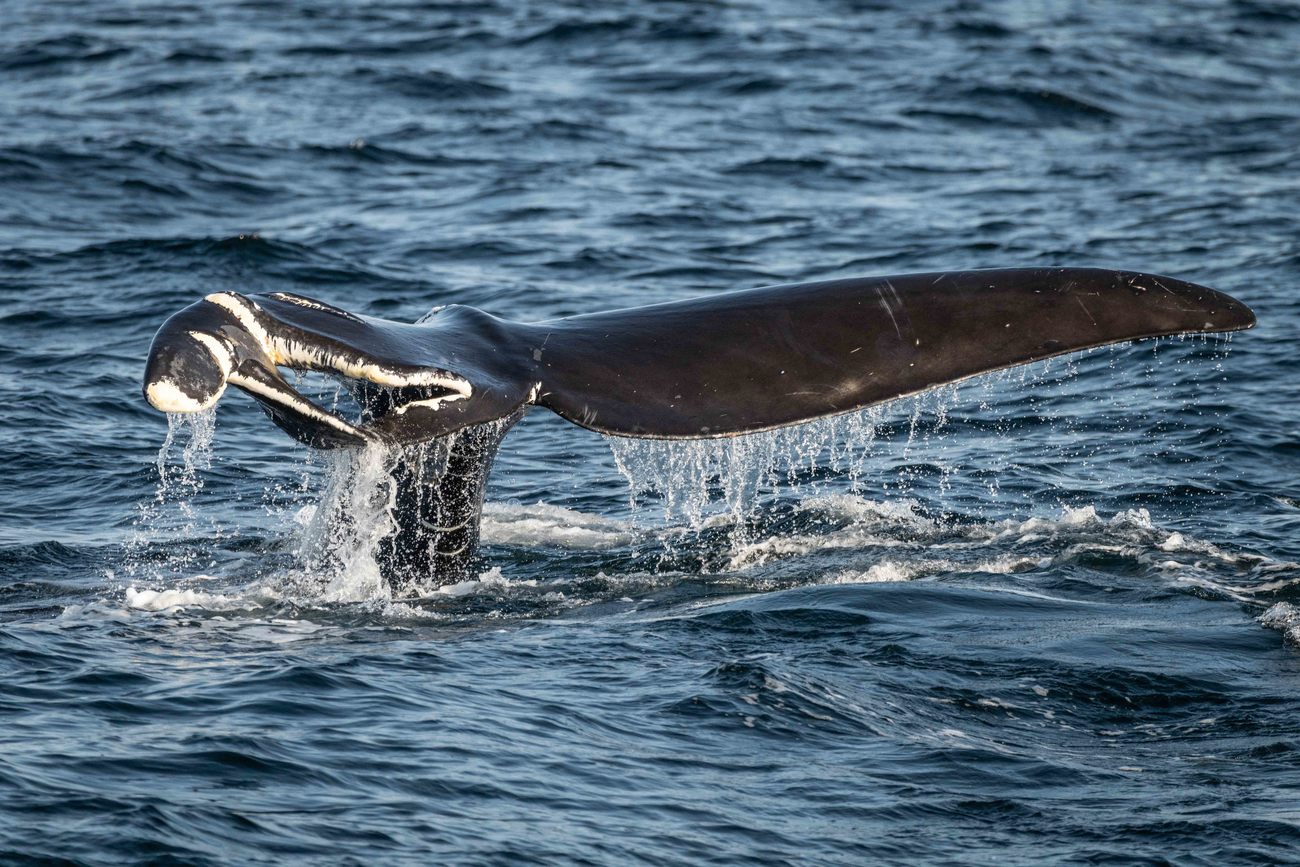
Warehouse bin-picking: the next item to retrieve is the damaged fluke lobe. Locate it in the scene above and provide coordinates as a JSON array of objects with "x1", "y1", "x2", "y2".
[{"x1": 142, "y1": 268, "x2": 1255, "y2": 589}]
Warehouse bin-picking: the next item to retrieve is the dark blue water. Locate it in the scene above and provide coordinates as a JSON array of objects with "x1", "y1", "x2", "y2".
[{"x1": 3, "y1": 1, "x2": 1300, "y2": 863}]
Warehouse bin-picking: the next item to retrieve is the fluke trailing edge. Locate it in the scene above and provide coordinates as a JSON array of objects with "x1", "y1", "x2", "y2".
[{"x1": 142, "y1": 268, "x2": 1255, "y2": 590}]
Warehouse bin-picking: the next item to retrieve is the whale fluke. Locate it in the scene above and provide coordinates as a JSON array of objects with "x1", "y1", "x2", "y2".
[
  {"x1": 531, "y1": 268, "x2": 1255, "y2": 438},
  {"x1": 141, "y1": 267, "x2": 1255, "y2": 588}
]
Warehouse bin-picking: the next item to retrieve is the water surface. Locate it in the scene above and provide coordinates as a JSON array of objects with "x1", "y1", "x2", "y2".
[{"x1": 3, "y1": 1, "x2": 1300, "y2": 863}]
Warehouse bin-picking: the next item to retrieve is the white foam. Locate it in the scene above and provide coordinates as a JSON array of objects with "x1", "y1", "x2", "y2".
[
  {"x1": 427, "y1": 567, "x2": 537, "y2": 598},
  {"x1": 125, "y1": 586, "x2": 236, "y2": 611},
  {"x1": 819, "y1": 552, "x2": 1041, "y2": 587},
  {"x1": 729, "y1": 530, "x2": 905, "y2": 570},
  {"x1": 727, "y1": 496, "x2": 935, "y2": 570},
  {"x1": 715, "y1": 491, "x2": 1270, "y2": 604},
  {"x1": 823, "y1": 561, "x2": 922, "y2": 584},
  {"x1": 481, "y1": 502, "x2": 636, "y2": 549},
  {"x1": 799, "y1": 493, "x2": 934, "y2": 526},
  {"x1": 986, "y1": 505, "x2": 1155, "y2": 545},
  {"x1": 1259, "y1": 603, "x2": 1300, "y2": 645},
  {"x1": 1156, "y1": 529, "x2": 1263, "y2": 567}
]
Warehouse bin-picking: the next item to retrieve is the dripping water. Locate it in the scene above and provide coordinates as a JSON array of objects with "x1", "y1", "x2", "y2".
[
  {"x1": 603, "y1": 343, "x2": 1235, "y2": 569},
  {"x1": 123, "y1": 409, "x2": 218, "y2": 582}
]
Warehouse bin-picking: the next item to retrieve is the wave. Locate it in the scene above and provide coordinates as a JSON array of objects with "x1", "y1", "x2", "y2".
[
  {"x1": 511, "y1": 16, "x2": 725, "y2": 47},
  {"x1": 0, "y1": 34, "x2": 130, "y2": 72},
  {"x1": 909, "y1": 82, "x2": 1120, "y2": 128},
  {"x1": 1259, "y1": 602, "x2": 1300, "y2": 644},
  {"x1": 358, "y1": 69, "x2": 509, "y2": 100}
]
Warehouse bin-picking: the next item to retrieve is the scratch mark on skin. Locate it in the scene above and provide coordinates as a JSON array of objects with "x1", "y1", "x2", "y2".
[
  {"x1": 875, "y1": 281, "x2": 904, "y2": 339},
  {"x1": 1074, "y1": 295, "x2": 1098, "y2": 326},
  {"x1": 392, "y1": 394, "x2": 468, "y2": 415},
  {"x1": 532, "y1": 332, "x2": 553, "y2": 362},
  {"x1": 1151, "y1": 278, "x2": 1177, "y2": 296}
]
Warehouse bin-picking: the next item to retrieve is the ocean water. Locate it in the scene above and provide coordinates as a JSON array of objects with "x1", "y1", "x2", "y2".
[{"x1": 3, "y1": 0, "x2": 1300, "y2": 863}]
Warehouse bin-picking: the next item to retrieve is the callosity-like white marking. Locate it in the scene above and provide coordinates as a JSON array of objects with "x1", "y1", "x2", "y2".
[
  {"x1": 204, "y1": 291, "x2": 273, "y2": 354},
  {"x1": 266, "y1": 292, "x2": 359, "y2": 319},
  {"x1": 273, "y1": 338, "x2": 472, "y2": 393}
]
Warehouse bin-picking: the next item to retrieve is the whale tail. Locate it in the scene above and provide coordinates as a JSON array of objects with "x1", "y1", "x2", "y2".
[
  {"x1": 144, "y1": 268, "x2": 1254, "y2": 448},
  {"x1": 141, "y1": 267, "x2": 1254, "y2": 587}
]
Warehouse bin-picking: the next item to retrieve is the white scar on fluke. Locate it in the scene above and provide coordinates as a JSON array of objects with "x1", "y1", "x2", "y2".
[
  {"x1": 391, "y1": 394, "x2": 467, "y2": 415},
  {"x1": 203, "y1": 292, "x2": 473, "y2": 395},
  {"x1": 226, "y1": 368, "x2": 368, "y2": 439},
  {"x1": 144, "y1": 378, "x2": 212, "y2": 413}
]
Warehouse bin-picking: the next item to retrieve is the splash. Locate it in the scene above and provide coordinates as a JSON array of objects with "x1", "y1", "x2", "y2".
[
  {"x1": 125, "y1": 585, "x2": 236, "y2": 611},
  {"x1": 284, "y1": 441, "x2": 403, "y2": 603},
  {"x1": 115, "y1": 339, "x2": 1246, "y2": 620},
  {"x1": 155, "y1": 408, "x2": 217, "y2": 493},
  {"x1": 122, "y1": 403, "x2": 526, "y2": 613},
  {"x1": 279, "y1": 414, "x2": 518, "y2": 603},
  {"x1": 608, "y1": 406, "x2": 883, "y2": 526},
  {"x1": 599, "y1": 339, "x2": 1250, "y2": 592}
]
